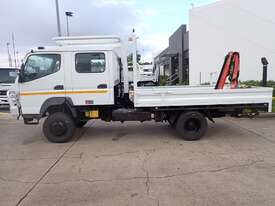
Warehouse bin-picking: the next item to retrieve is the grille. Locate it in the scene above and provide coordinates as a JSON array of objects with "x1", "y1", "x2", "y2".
[{"x1": 0, "y1": 90, "x2": 7, "y2": 96}]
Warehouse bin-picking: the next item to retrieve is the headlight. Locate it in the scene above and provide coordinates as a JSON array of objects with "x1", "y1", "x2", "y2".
[
  {"x1": 8, "y1": 91, "x2": 17, "y2": 99},
  {"x1": 7, "y1": 90, "x2": 19, "y2": 105}
]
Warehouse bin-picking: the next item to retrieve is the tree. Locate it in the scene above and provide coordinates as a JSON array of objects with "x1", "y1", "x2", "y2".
[{"x1": 241, "y1": 80, "x2": 275, "y2": 96}]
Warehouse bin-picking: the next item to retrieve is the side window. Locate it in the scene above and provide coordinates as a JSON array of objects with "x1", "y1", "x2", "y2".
[
  {"x1": 75, "y1": 53, "x2": 105, "y2": 73},
  {"x1": 23, "y1": 54, "x2": 61, "y2": 82}
]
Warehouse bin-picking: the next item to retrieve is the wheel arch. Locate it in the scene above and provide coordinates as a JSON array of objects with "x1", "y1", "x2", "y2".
[{"x1": 40, "y1": 97, "x2": 77, "y2": 118}]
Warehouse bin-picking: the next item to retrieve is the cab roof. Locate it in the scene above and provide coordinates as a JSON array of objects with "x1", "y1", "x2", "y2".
[{"x1": 31, "y1": 36, "x2": 122, "y2": 53}]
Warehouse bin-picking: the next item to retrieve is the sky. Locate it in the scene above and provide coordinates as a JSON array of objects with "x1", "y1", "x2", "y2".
[{"x1": 0, "y1": 0, "x2": 217, "y2": 67}]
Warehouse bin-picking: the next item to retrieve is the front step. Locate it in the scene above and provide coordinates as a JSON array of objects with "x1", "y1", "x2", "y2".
[{"x1": 23, "y1": 118, "x2": 39, "y2": 125}]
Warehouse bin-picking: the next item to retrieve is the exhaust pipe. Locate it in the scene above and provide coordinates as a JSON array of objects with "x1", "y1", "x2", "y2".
[{"x1": 261, "y1": 57, "x2": 269, "y2": 87}]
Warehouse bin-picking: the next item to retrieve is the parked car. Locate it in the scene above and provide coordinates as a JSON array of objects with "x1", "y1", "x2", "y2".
[{"x1": 0, "y1": 68, "x2": 18, "y2": 107}]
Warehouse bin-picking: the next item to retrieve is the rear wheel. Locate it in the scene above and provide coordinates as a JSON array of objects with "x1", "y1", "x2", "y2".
[
  {"x1": 176, "y1": 111, "x2": 208, "y2": 141},
  {"x1": 43, "y1": 112, "x2": 76, "y2": 143}
]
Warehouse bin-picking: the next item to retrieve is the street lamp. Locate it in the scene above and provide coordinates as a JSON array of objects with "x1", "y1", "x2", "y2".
[
  {"x1": 55, "y1": 0, "x2": 62, "y2": 36},
  {"x1": 65, "y1": 11, "x2": 74, "y2": 36}
]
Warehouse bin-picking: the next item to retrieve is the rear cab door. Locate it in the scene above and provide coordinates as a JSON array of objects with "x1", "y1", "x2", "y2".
[{"x1": 69, "y1": 50, "x2": 113, "y2": 106}]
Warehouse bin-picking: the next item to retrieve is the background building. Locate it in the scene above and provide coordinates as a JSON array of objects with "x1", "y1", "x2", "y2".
[
  {"x1": 154, "y1": 25, "x2": 189, "y2": 85},
  {"x1": 189, "y1": 0, "x2": 275, "y2": 85}
]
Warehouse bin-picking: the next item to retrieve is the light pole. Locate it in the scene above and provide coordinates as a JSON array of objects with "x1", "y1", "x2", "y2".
[
  {"x1": 55, "y1": 0, "x2": 62, "y2": 36},
  {"x1": 12, "y1": 32, "x2": 17, "y2": 67},
  {"x1": 16, "y1": 51, "x2": 20, "y2": 66},
  {"x1": 65, "y1": 11, "x2": 73, "y2": 36},
  {"x1": 142, "y1": 49, "x2": 145, "y2": 64},
  {"x1": 6, "y1": 42, "x2": 12, "y2": 67},
  {"x1": 210, "y1": 72, "x2": 217, "y2": 86}
]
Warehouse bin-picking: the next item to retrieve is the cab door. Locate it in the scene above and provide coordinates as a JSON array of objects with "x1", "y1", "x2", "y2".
[
  {"x1": 70, "y1": 51, "x2": 113, "y2": 106},
  {"x1": 19, "y1": 53, "x2": 65, "y2": 114}
]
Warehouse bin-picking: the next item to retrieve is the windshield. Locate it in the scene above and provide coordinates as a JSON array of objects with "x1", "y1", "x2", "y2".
[{"x1": 0, "y1": 69, "x2": 17, "y2": 84}]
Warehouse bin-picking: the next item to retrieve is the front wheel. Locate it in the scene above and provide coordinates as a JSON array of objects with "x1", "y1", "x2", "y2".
[
  {"x1": 43, "y1": 112, "x2": 76, "y2": 143},
  {"x1": 176, "y1": 111, "x2": 208, "y2": 141}
]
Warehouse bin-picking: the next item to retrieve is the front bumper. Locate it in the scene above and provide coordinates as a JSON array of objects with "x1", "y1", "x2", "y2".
[
  {"x1": 0, "y1": 97, "x2": 9, "y2": 105},
  {"x1": 7, "y1": 91, "x2": 21, "y2": 118}
]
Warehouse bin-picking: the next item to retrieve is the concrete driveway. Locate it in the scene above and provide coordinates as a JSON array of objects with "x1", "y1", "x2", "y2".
[{"x1": 1, "y1": 112, "x2": 275, "y2": 206}]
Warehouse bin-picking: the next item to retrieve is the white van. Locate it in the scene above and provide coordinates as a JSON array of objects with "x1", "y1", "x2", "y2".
[{"x1": 0, "y1": 68, "x2": 18, "y2": 107}]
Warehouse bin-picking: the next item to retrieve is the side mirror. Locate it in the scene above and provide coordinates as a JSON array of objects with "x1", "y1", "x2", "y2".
[{"x1": 18, "y1": 64, "x2": 25, "y2": 83}]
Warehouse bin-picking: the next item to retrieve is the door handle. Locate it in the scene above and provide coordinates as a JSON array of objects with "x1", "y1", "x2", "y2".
[
  {"x1": 97, "y1": 84, "x2": 107, "y2": 89},
  {"x1": 54, "y1": 85, "x2": 64, "y2": 90}
]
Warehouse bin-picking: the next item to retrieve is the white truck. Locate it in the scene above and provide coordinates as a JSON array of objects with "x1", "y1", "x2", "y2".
[
  {"x1": 128, "y1": 64, "x2": 157, "y2": 86},
  {"x1": 8, "y1": 33, "x2": 273, "y2": 143},
  {"x1": 0, "y1": 68, "x2": 18, "y2": 107}
]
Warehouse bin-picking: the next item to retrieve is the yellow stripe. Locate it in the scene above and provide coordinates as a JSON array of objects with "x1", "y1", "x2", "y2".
[
  {"x1": 0, "y1": 112, "x2": 7, "y2": 115},
  {"x1": 20, "y1": 90, "x2": 108, "y2": 96}
]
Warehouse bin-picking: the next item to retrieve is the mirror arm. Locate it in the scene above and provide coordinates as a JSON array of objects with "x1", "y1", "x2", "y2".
[{"x1": 19, "y1": 64, "x2": 25, "y2": 83}]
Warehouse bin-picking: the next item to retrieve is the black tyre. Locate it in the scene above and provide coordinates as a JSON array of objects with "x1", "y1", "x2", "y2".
[
  {"x1": 75, "y1": 120, "x2": 88, "y2": 128},
  {"x1": 176, "y1": 111, "x2": 208, "y2": 141},
  {"x1": 43, "y1": 112, "x2": 76, "y2": 143}
]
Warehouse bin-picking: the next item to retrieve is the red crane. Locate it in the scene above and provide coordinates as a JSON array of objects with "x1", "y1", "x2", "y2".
[{"x1": 215, "y1": 52, "x2": 240, "y2": 90}]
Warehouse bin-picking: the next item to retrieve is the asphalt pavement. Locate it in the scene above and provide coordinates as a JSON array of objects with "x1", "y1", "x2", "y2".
[{"x1": 1, "y1": 111, "x2": 275, "y2": 206}]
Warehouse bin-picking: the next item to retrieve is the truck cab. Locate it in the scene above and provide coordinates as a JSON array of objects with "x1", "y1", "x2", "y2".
[
  {"x1": 0, "y1": 68, "x2": 18, "y2": 107},
  {"x1": 18, "y1": 41, "x2": 120, "y2": 115},
  {"x1": 128, "y1": 64, "x2": 157, "y2": 86}
]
